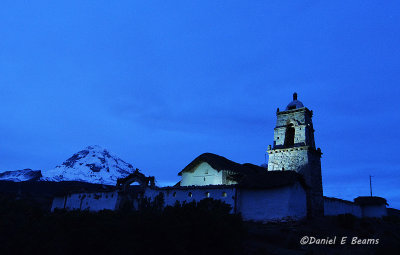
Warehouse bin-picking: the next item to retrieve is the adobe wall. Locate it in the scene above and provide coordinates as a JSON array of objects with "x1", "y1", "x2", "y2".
[
  {"x1": 144, "y1": 186, "x2": 237, "y2": 212},
  {"x1": 180, "y1": 162, "x2": 224, "y2": 186},
  {"x1": 237, "y1": 183, "x2": 307, "y2": 222},
  {"x1": 324, "y1": 197, "x2": 362, "y2": 217},
  {"x1": 268, "y1": 148, "x2": 323, "y2": 217},
  {"x1": 51, "y1": 197, "x2": 66, "y2": 211},
  {"x1": 361, "y1": 204, "x2": 387, "y2": 218},
  {"x1": 51, "y1": 191, "x2": 119, "y2": 211},
  {"x1": 51, "y1": 184, "x2": 308, "y2": 222},
  {"x1": 145, "y1": 183, "x2": 307, "y2": 222}
]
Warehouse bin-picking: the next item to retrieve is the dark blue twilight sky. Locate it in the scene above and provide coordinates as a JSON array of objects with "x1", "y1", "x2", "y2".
[{"x1": 1, "y1": 1, "x2": 400, "y2": 207}]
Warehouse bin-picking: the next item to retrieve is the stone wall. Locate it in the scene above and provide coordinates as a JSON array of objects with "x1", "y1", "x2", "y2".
[
  {"x1": 273, "y1": 109, "x2": 314, "y2": 149},
  {"x1": 268, "y1": 147, "x2": 309, "y2": 171}
]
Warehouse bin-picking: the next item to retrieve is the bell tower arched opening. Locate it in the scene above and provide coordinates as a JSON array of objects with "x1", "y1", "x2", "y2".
[{"x1": 284, "y1": 124, "x2": 295, "y2": 147}]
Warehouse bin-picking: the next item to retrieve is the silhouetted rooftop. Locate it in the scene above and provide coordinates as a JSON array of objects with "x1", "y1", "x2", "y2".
[{"x1": 178, "y1": 153, "x2": 266, "y2": 176}]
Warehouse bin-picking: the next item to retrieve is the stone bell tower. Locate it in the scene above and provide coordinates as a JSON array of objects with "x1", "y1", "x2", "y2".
[{"x1": 267, "y1": 93, "x2": 323, "y2": 217}]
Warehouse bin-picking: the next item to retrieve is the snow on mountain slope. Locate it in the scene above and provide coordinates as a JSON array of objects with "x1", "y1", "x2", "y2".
[
  {"x1": 0, "y1": 169, "x2": 42, "y2": 182},
  {"x1": 41, "y1": 145, "x2": 136, "y2": 185}
]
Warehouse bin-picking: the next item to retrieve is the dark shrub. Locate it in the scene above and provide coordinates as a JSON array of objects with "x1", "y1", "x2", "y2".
[
  {"x1": 336, "y1": 213, "x2": 357, "y2": 229},
  {"x1": 0, "y1": 193, "x2": 244, "y2": 255}
]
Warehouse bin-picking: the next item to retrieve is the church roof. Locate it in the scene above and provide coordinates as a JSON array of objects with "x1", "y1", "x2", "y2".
[
  {"x1": 172, "y1": 170, "x2": 305, "y2": 190},
  {"x1": 178, "y1": 153, "x2": 266, "y2": 176},
  {"x1": 178, "y1": 153, "x2": 306, "y2": 189},
  {"x1": 237, "y1": 170, "x2": 306, "y2": 189}
]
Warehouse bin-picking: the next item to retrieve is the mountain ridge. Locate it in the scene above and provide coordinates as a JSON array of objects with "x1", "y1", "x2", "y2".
[
  {"x1": 0, "y1": 169, "x2": 42, "y2": 182},
  {"x1": 40, "y1": 145, "x2": 136, "y2": 185}
]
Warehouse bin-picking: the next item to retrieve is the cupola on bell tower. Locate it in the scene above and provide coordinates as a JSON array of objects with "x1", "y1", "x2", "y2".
[{"x1": 267, "y1": 93, "x2": 323, "y2": 217}]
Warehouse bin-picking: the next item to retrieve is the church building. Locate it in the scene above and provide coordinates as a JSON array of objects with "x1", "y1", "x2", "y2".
[
  {"x1": 176, "y1": 93, "x2": 323, "y2": 217},
  {"x1": 51, "y1": 93, "x2": 388, "y2": 221}
]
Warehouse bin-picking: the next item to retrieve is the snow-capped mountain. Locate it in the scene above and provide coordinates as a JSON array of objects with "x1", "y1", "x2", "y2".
[
  {"x1": 0, "y1": 169, "x2": 42, "y2": 182},
  {"x1": 41, "y1": 145, "x2": 136, "y2": 185}
]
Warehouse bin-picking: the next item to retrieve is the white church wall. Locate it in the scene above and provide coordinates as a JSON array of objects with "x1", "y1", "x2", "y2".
[
  {"x1": 52, "y1": 191, "x2": 119, "y2": 211},
  {"x1": 288, "y1": 183, "x2": 308, "y2": 217},
  {"x1": 324, "y1": 197, "x2": 362, "y2": 217},
  {"x1": 237, "y1": 183, "x2": 307, "y2": 222},
  {"x1": 180, "y1": 162, "x2": 224, "y2": 186},
  {"x1": 51, "y1": 197, "x2": 66, "y2": 211},
  {"x1": 62, "y1": 193, "x2": 81, "y2": 210},
  {"x1": 144, "y1": 186, "x2": 237, "y2": 211},
  {"x1": 51, "y1": 184, "x2": 309, "y2": 222},
  {"x1": 361, "y1": 205, "x2": 387, "y2": 218},
  {"x1": 79, "y1": 191, "x2": 119, "y2": 211}
]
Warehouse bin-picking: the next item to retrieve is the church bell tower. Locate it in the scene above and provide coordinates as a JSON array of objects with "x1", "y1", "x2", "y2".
[{"x1": 267, "y1": 93, "x2": 323, "y2": 217}]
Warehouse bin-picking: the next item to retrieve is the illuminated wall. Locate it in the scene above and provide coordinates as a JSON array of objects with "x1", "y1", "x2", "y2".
[{"x1": 180, "y1": 162, "x2": 224, "y2": 186}]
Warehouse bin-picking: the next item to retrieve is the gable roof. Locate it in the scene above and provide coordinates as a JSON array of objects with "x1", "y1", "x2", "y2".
[
  {"x1": 178, "y1": 153, "x2": 266, "y2": 176},
  {"x1": 173, "y1": 171, "x2": 305, "y2": 190}
]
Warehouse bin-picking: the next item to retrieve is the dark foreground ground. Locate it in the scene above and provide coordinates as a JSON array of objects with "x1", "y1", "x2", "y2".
[
  {"x1": 0, "y1": 186, "x2": 399, "y2": 255},
  {"x1": 244, "y1": 214, "x2": 400, "y2": 255}
]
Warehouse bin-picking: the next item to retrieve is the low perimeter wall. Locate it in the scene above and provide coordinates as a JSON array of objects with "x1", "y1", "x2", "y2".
[
  {"x1": 51, "y1": 191, "x2": 119, "y2": 211},
  {"x1": 52, "y1": 184, "x2": 308, "y2": 222},
  {"x1": 324, "y1": 197, "x2": 362, "y2": 217},
  {"x1": 146, "y1": 183, "x2": 307, "y2": 222}
]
